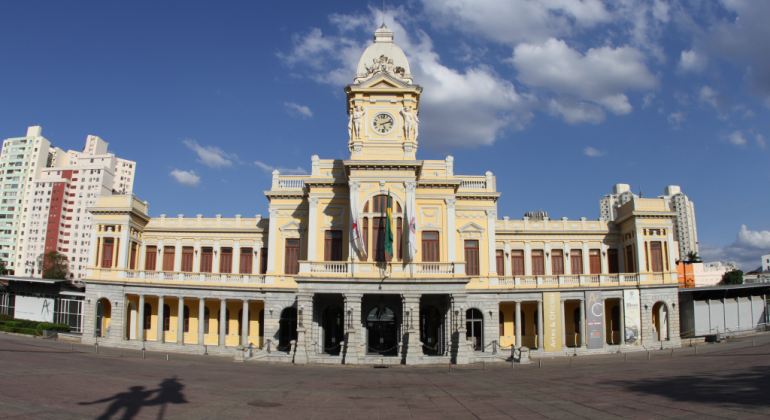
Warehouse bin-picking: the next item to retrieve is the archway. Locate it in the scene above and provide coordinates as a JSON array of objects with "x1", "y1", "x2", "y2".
[
  {"x1": 367, "y1": 306, "x2": 397, "y2": 355},
  {"x1": 466, "y1": 309, "x2": 483, "y2": 352},
  {"x1": 278, "y1": 307, "x2": 297, "y2": 351},
  {"x1": 95, "y1": 298, "x2": 111, "y2": 338},
  {"x1": 420, "y1": 306, "x2": 443, "y2": 355},
  {"x1": 652, "y1": 302, "x2": 669, "y2": 341},
  {"x1": 323, "y1": 305, "x2": 344, "y2": 355}
]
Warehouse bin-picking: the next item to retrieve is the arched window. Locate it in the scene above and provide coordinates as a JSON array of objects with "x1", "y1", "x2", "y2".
[
  {"x1": 183, "y1": 306, "x2": 190, "y2": 333},
  {"x1": 163, "y1": 304, "x2": 171, "y2": 332},
  {"x1": 144, "y1": 303, "x2": 152, "y2": 330}
]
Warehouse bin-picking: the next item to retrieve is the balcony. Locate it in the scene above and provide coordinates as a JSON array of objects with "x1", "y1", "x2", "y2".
[
  {"x1": 494, "y1": 272, "x2": 675, "y2": 288},
  {"x1": 298, "y1": 261, "x2": 467, "y2": 277},
  {"x1": 91, "y1": 268, "x2": 265, "y2": 285}
]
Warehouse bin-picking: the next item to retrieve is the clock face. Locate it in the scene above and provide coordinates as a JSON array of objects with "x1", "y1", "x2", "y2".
[{"x1": 371, "y1": 112, "x2": 395, "y2": 135}]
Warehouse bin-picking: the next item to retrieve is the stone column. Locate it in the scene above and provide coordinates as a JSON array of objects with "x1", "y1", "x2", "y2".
[
  {"x1": 307, "y1": 198, "x2": 319, "y2": 262},
  {"x1": 157, "y1": 295, "x2": 165, "y2": 343},
  {"x1": 601, "y1": 297, "x2": 607, "y2": 346},
  {"x1": 138, "y1": 294, "x2": 145, "y2": 341},
  {"x1": 174, "y1": 239, "x2": 182, "y2": 272},
  {"x1": 445, "y1": 198, "x2": 456, "y2": 262},
  {"x1": 524, "y1": 244, "x2": 532, "y2": 276},
  {"x1": 294, "y1": 293, "x2": 312, "y2": 364},
  {"x1": 139, "y1": 242, "x2": 146, "y2": 272},
  {"x1": 504, "y1": 243, "x2": 511, "y2": 277},
  {"x1": 537, "y1": 299, "x2": 544, "y2": 351},
  {"x1": 343, "y1": 293, "x2": 363, "y2": 364},
  {"x1": 111, "y1": 237, "x2": 119, "y2": 268},
  {"x1": 155, "y1": 241, "x2": 163, "y2": 271},
  {"x1": 486, "y1": 209, "x2": 497, "y2": 275},
  {"x1": 514, "y1": 301, "x2": 521, "y2": 348},
  {"x1": 213, "y1": 241, "x2": 221, "y2": 274},
  {"x1": 241, "y1": 299, "x2": 250, "y2": 346},
  {"x1": 219, "y1": 299, "x2": 227, "y2": 346},
  {"x1": 266, "y1": 208, "x2": 279, "y2": 274},
  {"x1": 117, "y1": 228, "x2": 130, "y2": 268},
  {"x1": 619, "y1": 297, "x2": 626, "y2": 347},
  {"x1": 560, "y1": 299, "x2": 566, "y2": 348},
  {"x1": 177, "y1": 297, "x2": 184, "y2": 345},
  {"x1": 94, "y1": 237, "x2": 102, "y2": 268},
  {"x1": 580, "y1": 298, "x2": 586, "y2": 348},
  {"x1": 193, "y1": 240, "x2": 201, "y2": 273},
  {"x1": 452, "y1": 294, "x2": 471, "y2": 364},
  {"x1": 402, "y1": 294, "x2": 422, "y2": 365},
  {"x1": 198, "y1": 298, "x2": 205, "y2": 345}
]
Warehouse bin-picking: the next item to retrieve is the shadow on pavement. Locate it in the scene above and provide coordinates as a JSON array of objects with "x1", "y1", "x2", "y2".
[
  {"x1": 614, "y1": 365, "x2": 770, "y2": 407},
  {"x1": 78, "y1": 376, "x2": 188, "y2": 419}
]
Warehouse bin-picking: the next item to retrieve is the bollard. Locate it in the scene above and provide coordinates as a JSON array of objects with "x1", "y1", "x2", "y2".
[
  {"x1": 670, "y1": 348, "x2": 673, "y2": 357},
  {"x1": 570, "y1": 358, "x2": 573, "y2": 367},
  {"x1": 483, "y1": 361, "x2": 486, "y2": 370},
  {"x1": 647, "y1": 351, "x2": 650, "y2": 360},
  {"x1": 95, "y1": 344, "x2": 98, "y2": 354},
  {"x1": 166, "y1": 354, "x2": 169, "y2": 361},
  {"x1": 142, "y1": 349, "x2": 145, "y2": 359},
  {"x1": 511, "y1": 360, "x2": 514, "y2": 370},
  {"x1": 204, "y1": 345, "x2": 208, "y2": 356}
]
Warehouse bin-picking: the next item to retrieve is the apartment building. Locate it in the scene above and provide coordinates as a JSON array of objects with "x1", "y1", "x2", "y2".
[{"x1": 658, "y1": 185, "x2": 699, "y2": 259}]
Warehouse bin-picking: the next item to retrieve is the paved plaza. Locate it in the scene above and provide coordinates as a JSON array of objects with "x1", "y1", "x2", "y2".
[{"x1": 0, "y1": 334, "x2": 769, "y2": 419}]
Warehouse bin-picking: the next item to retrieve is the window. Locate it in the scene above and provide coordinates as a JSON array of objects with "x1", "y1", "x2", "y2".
[
  {"x1": 181, "y1": 247, "x2": 194, "y2": 272},
  {"x1": 531, "y1": 250, "x2": 545, "y2": 276},
  {"x1": 589, "y1": 249, "x2": 601, "y2": 274},
  {"x1": 324, "y1": 231, "x2": 343, "y2": 261},
  {"x1": 362, "y1": 218, "x2": 368, "y2": 261},
  {"x1": 219, "y1": 248, "x2": 233, "y2": 273},
  {"x1": 511, "y1": 250, "x2": 524, "y2": 276},
  {"x1": 422, "y1": 231, "x2": 439, "y2": 262},
  {"x1": 200, "y1": 247, "x2": 213, "y2": 273},
  {"x1": 285, "y1": 239, "x2": 300, "y2": 275},
  {"x1": 570, "y1": 250, "x2": 583, "y2": 275},
  {"x1": 163, "y1": 304, "x2": 171, "y2": 331},
  {"x1": 465, "y1": 240, "x2": 479, "y2": 275},
  {"x1": 372, "y1": 217, "x2": 386, "y2": 262},
  {"x1": 608, "y1": 249, "x2": 619, "y2": 274},
  {"x1": 625, "y1": 245, "x2": 635, "y2": 273},
  {"x1": 183, "y1": 306, "x2": 190, "y2": 333},
  {"x1": 397, "y1": 217, "x2": 402, "y2": 260},
  {"x1": 239, "y1": 248, "x2": 252, "y2": 274},
  {"x1": 373, "y1": 195, "x2": 388, "y2": 212},
  {"x1": 551, "y1": 249, "x2": 564, "y2": 275},
  {"x1": 650, "y1": 242, "x2": 663, "y2": 272},
  {"x1": 129, "y1": 242, "x2": 137, "y2": 270},
  {"x1": 162, "y1": 246, "x2": 175, "y2": 271},
  {"x1": 260, "y1": 248, "x2": 268, "y2": 274},
  {"x1": 101, "y1": 238, "x2": 114, "y2": 268},
  {"x1": 496, "y1": 250, "x2": 504, "y2": 275},
  {"x1": 144, "y1": 303, "x2": 152, "y2": 330}
]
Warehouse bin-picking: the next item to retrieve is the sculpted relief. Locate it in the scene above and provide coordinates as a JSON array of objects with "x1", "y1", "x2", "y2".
[
  {"x1": 365, "y1": 55, "x2": 406, "y2": 79},
  {"x1": 348, "y1": 106, "x2": 364, "y2": 140},
  {"x1": 400, "y1": 106, "x2": 419, "y2": 141}
]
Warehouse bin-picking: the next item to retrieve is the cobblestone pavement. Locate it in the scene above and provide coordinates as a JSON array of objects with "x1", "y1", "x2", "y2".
[{"x1": 1, "y1": 334, "x2": 770, "y2": 420}]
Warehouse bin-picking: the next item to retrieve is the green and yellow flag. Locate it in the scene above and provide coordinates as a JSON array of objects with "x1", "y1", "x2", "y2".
[{"x1": 384, "y1": 190, "x2": 394, "y2": 261}]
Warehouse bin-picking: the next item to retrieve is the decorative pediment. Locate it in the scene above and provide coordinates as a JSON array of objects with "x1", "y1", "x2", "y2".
[
  {"x1": 279, "y1": 220, "x2": 306, "y2": 238},
  {"x1": 360, "y1": 72, "x2": 410, "y2": 89},
  {"x1": 458, "y1": 222, "x2": 485, "y2": 239}
]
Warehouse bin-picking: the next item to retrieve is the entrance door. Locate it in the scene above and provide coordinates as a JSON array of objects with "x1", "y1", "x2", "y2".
[
  {"x1": 366, "y1": 307, "x2": 397, "y2": 355},
  {"x1": 95, "y1": 299, "x2": 104, "y2": 337},
  {"x1": 323, "y1": 306, "x2": 344, "y2": 355},
  {"x1": 421, "y1": 306, "x2": 443, "y2": 355},
  {"x1": 466, "y1": 309, "x2": 483, "y2": 352},
  {"x1": 278, "y1": 308, "x2": 297, "y2": 351}
]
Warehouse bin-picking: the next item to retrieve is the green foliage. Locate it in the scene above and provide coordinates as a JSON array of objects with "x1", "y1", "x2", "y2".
[
  {"x1": 37, "y1": 251, "x2": 70, "y2": 279},
  {"x1": 685, "y1": 252, "x2": 702, "y2": 263},
  {"x1": 35, "y1": 322, "x2": 70, "y2": 333},
  {"x1": 0, "y1": 325, "x2": 40, "y2": 335},
  {"x1": 721, "y1": 270, "x2": 744, "y2": 285},
  {"x1": 3, "y1": 321, "x2": 18, "y2": 328},
  {"x1": 0, "y1": 258, "x2": 6, "y2": 275},
  {"x1": 12, "y1": 319, "x2": 39, "y2": 329},
  {"x1": 0, "y1": 313, "x2": 12, "y2": 321}
]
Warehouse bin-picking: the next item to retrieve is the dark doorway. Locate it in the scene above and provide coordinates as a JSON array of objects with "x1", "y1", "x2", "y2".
[
  {"x1": 420, "y1": 306, "x2": 443, "y2": 355},
  {"x1": 366, "y1": 306, "x2": 397, "y2": 355},
  {"x1": 466, "y1": 309, "x2": 483, "y2": 352},
  {"x1": 323, "y1": 305, "x2": 344, "y2": 355},
  {"x1": 95, "y1": 299, "x2": 104, "y2": 337},
  {"x1": 278, "y1": 307, "x2": 297, "y2": 351}
]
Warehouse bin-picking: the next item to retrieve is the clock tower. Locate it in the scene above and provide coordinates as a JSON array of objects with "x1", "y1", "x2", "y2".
[{"x1": 345, "y1": 24, "x2": 422, "y2": 160}]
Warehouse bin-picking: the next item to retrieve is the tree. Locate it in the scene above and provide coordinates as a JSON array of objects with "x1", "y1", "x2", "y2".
[
  {"x1": 720, "y1": 269, "x2": 744, "y2": 285},
  {"x1": 36, "y1": 251, "x2": 69, "y2": 279},
  {"x1": 685, "y1": 252, "x2": 702, "y2": 263},
  {"x1": 0, "y1": 258, "x2": 6, "y2": 275}
]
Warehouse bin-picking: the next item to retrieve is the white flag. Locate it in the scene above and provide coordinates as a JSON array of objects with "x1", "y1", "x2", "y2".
[
  {"x1": 407, "y1": 189, "x2": 418, "y2": 260},
  {"x1": 349, "y1": 183, "x2": 367, "y2": 260}
]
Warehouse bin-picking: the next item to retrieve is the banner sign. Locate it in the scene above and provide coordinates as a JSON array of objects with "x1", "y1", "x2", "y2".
[
  {"x1": 14, "y1": 296, "x2": 54, "y2": 323},
  {"x1": 623, "y1": 289, "x2": 642, "y2": 346},
  {"x1": 585, "y1": 290, "x2": 603, "y2": 349},
  {"x1": 543, "y1": 292, "x2": 562, "y2": 352}
]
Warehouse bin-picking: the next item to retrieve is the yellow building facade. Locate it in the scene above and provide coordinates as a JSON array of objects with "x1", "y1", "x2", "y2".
[{"x1": 83, "y1": 25, "x2": 682, "y2": 364}]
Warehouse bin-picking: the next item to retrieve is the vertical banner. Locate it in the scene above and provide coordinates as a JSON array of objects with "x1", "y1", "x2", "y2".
[
  {"x1": 623, "y1": 289, "x2": 642, "y2": 346},
  {"x1": 585, "y1": 291, "x2": 603, "y2": 349},
  {"x1": 543, "y1": 292, "x2": 562, "y2": 352}
]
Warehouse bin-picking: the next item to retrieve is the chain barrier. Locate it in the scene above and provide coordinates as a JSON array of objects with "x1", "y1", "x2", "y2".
[
  {"x1": 324, "y1": 343, "x2": 342, "y2": 351},
  {"x1": 421, "y1": 342, "x2": 440, "y2": 351},
  {"x1": 368, "y1": 344, "x2": 399, "y2": 353},
  {"x1": 276, "y1": 344, "x2": 292, "y2": 351}
]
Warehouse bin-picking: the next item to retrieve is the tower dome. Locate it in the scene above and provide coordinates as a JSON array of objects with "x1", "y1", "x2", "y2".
[{"x1": 354, "y1": 24, "x2": 413, "y2": 84}]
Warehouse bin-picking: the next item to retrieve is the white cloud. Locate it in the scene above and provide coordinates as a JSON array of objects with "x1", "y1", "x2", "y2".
[
  {"x1": 511, "y1": 38, "x2": 658, "y2": 120},
  {"x1": 726, "y1": 130, "x2": 747, "y2": 146},
  {"x1": 667, "y1": 111, "x2": 685, "y2": 129},
  {"x1": 642, "y1": 93, "x2": 655, "y2": 109},
  {"x1": 182, "y1": 139, "x2": 235, "y2": 169},
  {"x1": 284, "y1": 102, "x2": 313, "y2": 118},
  {"x1": 700, "y1": 225, "x2": 770, "y2": 271},
  {"x1": 678, "y1": 50, "x2": 706, "y2": 73},
  {"x1": 169, "y1": 169, "x2": 200, "y2": 187},
  {"x1": 548, "y1": 99, "x2": 605, "y2": 124},
  {"x1": 254, "y1": 161, "x2": 307, "y2": 175},
  {"x1": 584, "y1": 147, "x2": 604, "y2": 157},
  {"x1": 757, "y1": 134, "x2": 766, "y2": 149}
]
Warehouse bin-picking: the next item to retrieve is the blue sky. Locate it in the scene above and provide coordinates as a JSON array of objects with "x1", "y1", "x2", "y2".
[{"x1": 1, "y1": 1, "x2": 768, "y2": 269}]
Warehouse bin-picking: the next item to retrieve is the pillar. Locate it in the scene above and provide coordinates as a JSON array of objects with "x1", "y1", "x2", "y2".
[
  {"x1": 213, "y1": 241, "x2": 221, "y2": 274},
  {"x1": 619, "y1": 297, "x2": 625, "y2": 347},
  {"x1": 93, "y1": 237, "x2": 102, "y2": 269},
  {"x1": 294, "y1": 293, "x2": 311, "y2": 364},
  {"x1": 111, "y1": 237, "x2": 119, "y2": 268},
  {"x1": 537, "y1": 299, "x2": 544, "y2": 351},
  {"x1": 452, "y1": 294, "x2": 471, "y2": 364},
  {"x1": 266, "y1": 208, "x2": 278, "y2": 273},
  {"x1": 219, "y1": 299, "x2": 227, "y2": 346},
  {"x1": 560, "y1": 299, "x2": 566, "y2": 348},
  {"x1": 118, "y1": 228, "x2": 130, "y2": 269},
  {"x1": 157, "y1": 295, "x2": 165, "y2": 343},
  {"x1": 241, "y1": 299, "x2": 249, "y2": 346},
  {"x1": 524, "y1": 244, "x2": 532, "y2": 276},
  {"x1": 402, "y1": 294, "x2": 422, "y2": 365},
  {"x1": 445, "y1": 197, "x2": 456, "y2": 262},
  {"x1": 138, "y1": 294, "x2": 145, "y2": 341},
  {"x1": 601, "y1": 297, "x2": 607, "y2": 346},
  {"x1": 177, "y1": 296, "x2": 184, "y2": 344},
  {"x1": 155, "y1": 241, "x2": 163, "y2": 272},
  {"x1": 198, "y1": 298, "x2": 205, "y2": 345},
  {"x1": 514, "y1": 301, "x2": 521, "y2": 348},
  {"x1": 579, "y1": 299, "x2": 586, "y2": 348},
  {"x1": 343, "y1": 293, "x2": 362, "y2": 364},
  {"x1": 486, "y1": 210, "x2": 497, "y2": 274},
  {"x1": 307, "y1": 198, "x2": 318, "y2": 261},
  {"x1": 174, "y1": 239, "x2": 182, "y2": 272}
]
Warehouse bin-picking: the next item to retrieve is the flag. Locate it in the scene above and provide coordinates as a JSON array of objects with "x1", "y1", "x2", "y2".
[
  {"x1": 407, "y1": 190, "x2": 417, "y2": 260},
  {"x1": 384, "y1": 190, "x2": 394, "y2": 261},
  {"x1": 349, "y1": 184, "x2": 367, "y2": 260}
]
